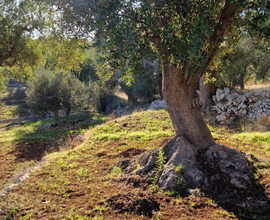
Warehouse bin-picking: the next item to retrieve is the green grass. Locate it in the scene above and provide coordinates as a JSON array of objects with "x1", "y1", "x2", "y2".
[
  {"x1": 0, "y1": 112, "x2": 107, "y2": 192},
  {"x1": 92, "y1": 110, "x2": 175, "y2": 141},
  {"x1": 0, "y1": 113, "x2": 107, "y2": 144},
  {"x1": 232, "y1": 132, "x2": 270, "y2": 145}
]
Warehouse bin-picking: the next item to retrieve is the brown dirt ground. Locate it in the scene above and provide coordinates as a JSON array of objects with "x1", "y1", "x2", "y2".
[{"x1": 2, "y1": 136, "x2": 268, "y2": 220}]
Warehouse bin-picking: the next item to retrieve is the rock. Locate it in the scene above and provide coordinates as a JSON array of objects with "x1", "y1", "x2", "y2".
[
  {"x1": 216, "y1": 89, "x2": 225, "y2": 101},
  {"x1": 19, "y1": 173, "x2": 30, "y2": 182},
  {"x1": 74, "y1": 135, "x2": 84, "y2": 142},
  {"x1": 11, "y1": 176, "x2": 20, "y2": 184},
  {"x1": 224, "y1": 87, "x2": 230, "y2": 95},
  {"x1": 5, "y1": 184, "x2": 17, "y2": 192},
  {"x1": 39, "y1": 156, "x2": 47, "y2": 166},
  {"x1": 148, "y1": 100, "x2": 167, "y2": 110},
  {"x1": 230, "y1": 116, "x2": 236, "y2": 120},
  {"x1": 188, "y1": 188, "x2": 201, "y2": 196},
  {"x1": 233, "y1": 100, "x2": 239, "y2": 106},
  {"x1": 226, "y1": 120, "x2": 232, "y2": 125},
  {"x1": 242, "y1": 110, "x2": 247, "y2": 115},
  {"x1": 258, "y1": 125, "x2": 267, "y2": 131},
  {"x1": 239, "y1": 103, "x2": 247, "y2": 109},
  {"x1": 216, "y1": 114, "x2": 226, "y2": 122},
  {"x1": 227, "y1": 93, "x2": 239, "y2": 100},
  {"x1": 258, "y1": 114, "x2": 270, "y2": 126},
  {"x1": 0, "y1": 191, "x2": 8, "y2": 197},
  {"x1": 205, "y1": 144, "x2": 251, "y2": 189}
]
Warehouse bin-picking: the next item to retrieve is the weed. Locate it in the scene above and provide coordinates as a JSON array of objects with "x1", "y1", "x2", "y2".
[
  {"x1": 151, "y1": 149, "x2": 167, "y2": 187},
  {"x1": 174, "y1": 164, "x2": 184, "y2": 173},
  {"x1": 109, "y1": 166, "x2": 123, "y2": 178}
]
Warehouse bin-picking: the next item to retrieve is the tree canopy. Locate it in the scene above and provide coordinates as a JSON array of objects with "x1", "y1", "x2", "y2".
[
  {"x1": 52, "y1": 1, "x2": 267, "y2": 80},
  {"x1": 0, "y1": 0, "x2": 49, "y2": 77}
]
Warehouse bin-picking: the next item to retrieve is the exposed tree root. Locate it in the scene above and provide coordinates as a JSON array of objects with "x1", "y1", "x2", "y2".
[{"x1": 116, "y1": 136, "x2": 252, "y2": 191}]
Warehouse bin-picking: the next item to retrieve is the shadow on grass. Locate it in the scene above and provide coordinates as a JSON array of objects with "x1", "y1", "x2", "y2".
[
  {"x1": 5, "y1": 112, "x2": 107, "y2": 164},
  {"x1": 2, "y1": 86, "x2": 27, "y2": 106},
  {"x1": 0, "y1": 85, "x2": 31, "y2": 119}
]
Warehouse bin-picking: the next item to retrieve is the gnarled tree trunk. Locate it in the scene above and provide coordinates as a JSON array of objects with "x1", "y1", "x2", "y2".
[
  {"x1": 119, "y1": 63, "x2": 252, "y2": 191},
  {"x1": 200, "y1": 70, "x2": 216, "y2": 111},
  {"x1": 162, "y1": 65, "x2": 214, "y2": 149}
]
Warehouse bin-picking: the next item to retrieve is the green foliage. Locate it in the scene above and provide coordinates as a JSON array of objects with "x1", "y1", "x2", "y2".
[
  {"x1": 43, "y1": 37, "x2": 87, "y2": 74},
  {"x1": 26, "y1": 70, "x2": 87, "y2": 123},
  {"x1": 75, "y1": 47, "x2": 100, "y2": 83},
  {"x1": 174, "y1": 164, "x2": 184, "y2": 173},
  {"x1": 0, "y1": 0, "x2": 50, "y2": 77},
  {"x1": 109, "y1": 166, "x2": 123, "y2": 178},
  {"x1": 60, "y1": 72, "x2": 87, "y2": 121},
  {"x1": 152, "y1": 149, "x2": 167, "y2": 185},
  {"x1": 89, "y1": 0, "x2": 248, "y2": 78},
  {"x1": 119, "y1": 66, "x2": 159, "y2": 103},
  {"x1": 251, "y1": 41, "x2": 270, "y2": 82},
  {"x1": 86, "y1": 73, "x2": 118, "y2": 113},
  {"x1": 245, "y1": 1, "x2": 270, "y2": 39},
  {"x1": 216, "y1": 37, "x2": 256, "y2": 89}
]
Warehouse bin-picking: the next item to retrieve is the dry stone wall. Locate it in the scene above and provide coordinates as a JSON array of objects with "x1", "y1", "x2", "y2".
[{"x1": 212, "y1": 88, "x2": 270, "y2": 126}]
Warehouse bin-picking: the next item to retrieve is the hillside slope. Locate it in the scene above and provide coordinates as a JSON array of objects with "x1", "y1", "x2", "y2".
[{"x1": 1, "y1": 110, "x2": 270, "y2": 219}]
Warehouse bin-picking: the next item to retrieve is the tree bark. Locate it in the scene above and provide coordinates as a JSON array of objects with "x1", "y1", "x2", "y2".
[
  {"x1": 162, "y1": 64, "x2": 215, "y2": 150},
  {"x1": 200, "y1": 70, "x2": 216, "y2": 111},
  {"x1": 53, "y1": 110, "x2": 60, "y2": 124},
  {"x1": 66, "y1": 108, "x2": 71, "y2": 122}
]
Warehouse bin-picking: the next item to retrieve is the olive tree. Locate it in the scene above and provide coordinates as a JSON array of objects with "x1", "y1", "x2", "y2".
[
  {"x1": 54, "y1": 0, "x2": 268, "y2": 190},
  {"x1": 216, "y1": 37, "x2": 256, "y2": 90},
  {"x1": 61, "y1": 72, "x2": 87, "y2": 122},
  {"x1": 26, "y1": 70, "x2": 87, "y2": 123}
]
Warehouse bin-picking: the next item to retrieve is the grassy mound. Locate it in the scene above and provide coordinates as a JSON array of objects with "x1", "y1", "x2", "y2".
[{"x1": 1, "y1": 110, "x2": 270, "y2": 219}]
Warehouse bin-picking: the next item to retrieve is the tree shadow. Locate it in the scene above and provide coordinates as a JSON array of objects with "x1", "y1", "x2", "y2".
[
  {"x1": 195, "y1": 153, "x2": 270, "y2": 219},
  {"x1": 1, "y1": 112, "x2": 107, "y2": 172},
  {"x1": 1, "y1": 82, "x2": 31, "y2": 119}
]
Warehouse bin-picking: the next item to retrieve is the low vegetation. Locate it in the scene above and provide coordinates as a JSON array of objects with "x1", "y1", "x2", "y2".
[
  {"x1": 0, "y1": 112, "x2": 107, "y2": 192},
  {"x1": 0, "y1": 110, "x2": 269, "y2": 219}
]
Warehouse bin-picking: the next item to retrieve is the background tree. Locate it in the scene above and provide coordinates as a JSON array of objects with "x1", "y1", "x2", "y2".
[
  {"x1": 60, "y1": 72, "x2": 87, "y2": 122},
  {"x1": 119, "y1": 62, "x2": 160, "y2": 104},
  {"x1": 26, "y1": 70, "x2": 87, "y2": 123},
  {"x1": 26, "y1": 70, "x2": 62, "y2": 123},
  {"x1": 252, "y1": 41, "x2": 270, "y2": 82},
  {"x1": 216, "y1": 37, "x2": 255, "y2": 90},
  {"x1": 0, "y1": 0, "x2": 49, "y2": 78}
]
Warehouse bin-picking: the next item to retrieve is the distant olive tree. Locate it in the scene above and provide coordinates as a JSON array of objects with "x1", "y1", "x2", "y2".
[
  {"x1": 216, "y1": 38, "x2": 256, "y2": 90},
  {"x1": 26, "y1": 70, "x2": 87, "y2": 123},
  {"x1": 61, "y1": 72, "x2": 87, "y2": 122}
]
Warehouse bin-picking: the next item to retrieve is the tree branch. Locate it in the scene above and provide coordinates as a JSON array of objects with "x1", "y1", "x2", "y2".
[{"x1": 205, "y1": 0, "x2": 238, "y2": 70}]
